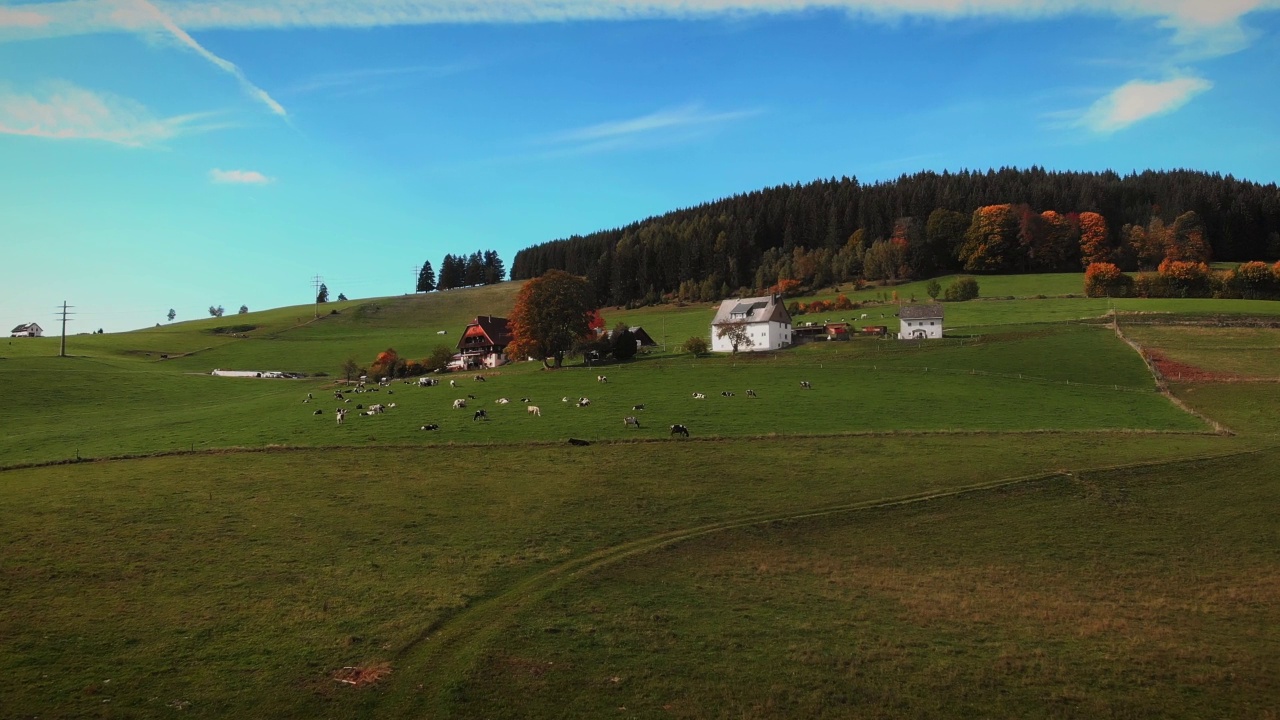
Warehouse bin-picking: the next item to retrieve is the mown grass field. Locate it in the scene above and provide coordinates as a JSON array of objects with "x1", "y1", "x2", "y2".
[{"x1": 1, "y1": 273, "x2": 1278, "y2": 718}]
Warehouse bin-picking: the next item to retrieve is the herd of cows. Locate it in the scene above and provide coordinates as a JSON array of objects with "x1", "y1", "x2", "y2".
[{"x1": 303, "y1": 372, "x2": 813, "y2": 440}]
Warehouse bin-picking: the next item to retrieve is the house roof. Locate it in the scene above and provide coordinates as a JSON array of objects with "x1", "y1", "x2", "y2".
[
  {"x1": 712, "y1": 295, "x2": 792, "y2": 327},
  {"x1": 11, "y1": 323, "x2": 36, "y2": 333},
  {"x1": 629, "y1": 326, "x2": 658, "y2": 346},
  {"x1": 899, "y1": 304, "x2": 944, "y2": 320},
  {"x1": 456, "y1": 315, "x2": 512, "y2": 350}
]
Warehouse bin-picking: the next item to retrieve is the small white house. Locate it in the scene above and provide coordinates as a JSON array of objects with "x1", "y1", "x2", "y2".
[
  {"x1": 711, "y1": 295, "x2": 792, "y2": 352},
  {"x1": 899, "y1": 304, "x2": 944, "y2": 340},
  {"x1": 10, "y1": 323, "x2": 43, "y2": 338}
]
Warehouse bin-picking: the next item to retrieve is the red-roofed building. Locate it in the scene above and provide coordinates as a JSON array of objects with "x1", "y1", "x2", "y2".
[{"x1": 456, "y1": 315, "x2": 513, "y2": 369}]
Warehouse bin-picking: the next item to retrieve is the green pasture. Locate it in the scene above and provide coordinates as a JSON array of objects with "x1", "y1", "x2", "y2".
[
  {"x1": 0, "y1": 433, "x2": 1251, "y2": 719},
  {"x1": 0, "y1": 321, "x2": 1206, "y2": 467},
  {"x1": 1, "y1": 274, "x2": 1278, "y2": 718},
  {"x1": 1122, "y1": 324, "x2": 1280, "y2": 378},
  {"x1": 449, "y1": 449, "x2": 1279, "y2": 719}
]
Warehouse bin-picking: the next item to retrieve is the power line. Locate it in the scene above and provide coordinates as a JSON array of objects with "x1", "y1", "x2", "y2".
[
  {"x1": 311, "y1": 274, "x2": 323, "y2": 319},
  {"x1": 54, "y1": 301, "x2": 75, "y2": 358}
]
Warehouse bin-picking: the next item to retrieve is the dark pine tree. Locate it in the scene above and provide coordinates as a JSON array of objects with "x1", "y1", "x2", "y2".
[{"x1": 416, "y1": 260, "x2": 437, "y2": 292}]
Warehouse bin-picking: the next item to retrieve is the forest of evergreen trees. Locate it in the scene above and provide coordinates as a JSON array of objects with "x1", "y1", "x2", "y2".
[
  {"x1": 418, "y1": 250, "x2": 505, "y2": 292},
  {"x1": 511, "y1": 168, "x2": 1280, "y2": 306}
]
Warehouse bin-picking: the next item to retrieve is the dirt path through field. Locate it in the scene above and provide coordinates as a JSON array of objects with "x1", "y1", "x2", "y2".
[{"x1": 391, "y1": 446, "x2": 1267, "y2": 714}]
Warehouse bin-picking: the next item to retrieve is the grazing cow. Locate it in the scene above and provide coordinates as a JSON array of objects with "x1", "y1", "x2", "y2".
[
  {"x1": 453, "y1": 399, "x2": 467, "y2": 410},
  {"x1": 692, "y1": 392, "x2": 706, "y2": 400},
  {"x1": 450, "y1": 379, "x2": 458, "y2": 388},
  {"x1": 568, "y1": 438, "x2": 591, "y2": 446},
  {"x1": 420, "y1": 423, "x2": 439, "y2": 431},
  {"x1": 495, "y1": 397, "x2": 510, "y2": 404},
  {"x1": 473, "y1": 409, "x2": 488, "y2": 421},
  {"x1": 670, "y1": 424, "x2": 690, "y2": 438},
  {"x1": 597, "y1": 375, "x2": 608, "y2": 383},
  {"x1": 800, "y1": 381, "x2": 812, "y2": 389},
  {"x1": 468, "y1": 394, "x2": 477, "y2": 400},
  {"x1": 746, "y1": 389, "x2": 758, "y2": 398},
  {"x1": 720, "y1": 391, "x2": 735, "y2": 397},
  {"x1": 307, "y1": 392, "x2": 313, "y2": 400},
  {"x1": 474, "y1": 375, "x2": 486, "y2": 382},
  {"x1": 527, "y1": 405, "x2": 541, "y2": 417},
  {"x1": 368, "y1": 403, "x2": 385, "y2": 414},
  {"x1": 632, "y1": 404, "x2": 645, "y2": 411},
  {"x1": 577, "y1": 397, "x2": 591, "y2": 407},
  {"x1": 334, "y1": 391, "x2": 345, "y2": 400},
  {"x1": 623, "y1": 416, "x2": 640, "y2": 428},
  {"x1": 313, "y1": 409, "x2": 323, "y2": 415},
  {"x1": 336, "y1": 408, "x2": 347, "y2": 425},
  {"x1": 860, "y1": 313, "x2": 869, "y2": 320}
]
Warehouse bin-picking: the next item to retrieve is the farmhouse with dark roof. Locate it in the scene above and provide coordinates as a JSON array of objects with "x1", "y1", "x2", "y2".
[{"x1": 899, "y1": 304, "x2": 944, "y2": 340}]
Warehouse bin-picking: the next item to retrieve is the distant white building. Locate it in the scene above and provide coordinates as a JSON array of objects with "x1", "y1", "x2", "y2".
[
  {"x1": 710, "y1": 295, "x2": 792, "y2": 352},
  {"x1": 899, "y1": 304, "x2": 944, "y2": 340},
  {"x1": 10, "y1": 323, "x2": 43, "y2": 338}
]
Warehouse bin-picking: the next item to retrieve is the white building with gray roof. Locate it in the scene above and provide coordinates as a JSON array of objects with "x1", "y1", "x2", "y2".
[
  {"x1": 899, "y1": 303, "x2": 944, "y2": 340},
  {"x1": 710, "y1": 295, "x2": 793, "y2": 352}
]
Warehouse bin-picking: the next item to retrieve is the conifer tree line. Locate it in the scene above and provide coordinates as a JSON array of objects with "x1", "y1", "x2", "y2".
[
  {"x1": 417, "y1": 250, "x2": 505, "y2": 292},
  {"x1": 511, "y1": 168, "x2": 1280, "y2": 306}
]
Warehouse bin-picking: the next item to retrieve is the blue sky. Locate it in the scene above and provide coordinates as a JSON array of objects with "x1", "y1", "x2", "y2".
[{"x1": 2, "y1": 1, "x2": 1278, "y2": 333}]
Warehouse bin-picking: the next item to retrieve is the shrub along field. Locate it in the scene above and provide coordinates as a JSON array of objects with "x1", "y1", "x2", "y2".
[{"x1": 0, "y1": 274, "x2": 1277, "y2": 718}]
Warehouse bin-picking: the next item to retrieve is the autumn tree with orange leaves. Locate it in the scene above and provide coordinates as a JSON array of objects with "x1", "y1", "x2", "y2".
[
  {"x1": 506, "y1": 269, "x2": 596, "y2": 369},
  {"x1": 959, "y1": 204, "x2": 1019, "y2": 272},
  {"x1": 1078, "y1": 212, "x2": 1111, "y2": 267}
]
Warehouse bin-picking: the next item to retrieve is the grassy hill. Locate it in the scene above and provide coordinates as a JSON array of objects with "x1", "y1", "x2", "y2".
[{"x1": 1, "y1": 273, "x2": 1278, "y2": 717}]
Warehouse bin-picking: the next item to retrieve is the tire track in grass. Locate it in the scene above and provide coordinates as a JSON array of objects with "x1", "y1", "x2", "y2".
[{"x1": 391, "y1": 445, "x2": 1271, "y2": 713}]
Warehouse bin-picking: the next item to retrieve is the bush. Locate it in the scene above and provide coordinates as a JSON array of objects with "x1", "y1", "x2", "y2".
[
  {"x1": 1224, "y1": 261, "x2": 1280, "y2": 299},
  {"x1": 943, "y1": 277, "x2": 979, "y2": 302},
  {"x1": 1083, "y1": 263, "x2": 1134, "y2": 298},
  {"x1": 1158, "y1": 259, "x2": 1212, "y2": 298},
  {"x1": 681, "y1": 336, "x2": 709, "y2": 357}
]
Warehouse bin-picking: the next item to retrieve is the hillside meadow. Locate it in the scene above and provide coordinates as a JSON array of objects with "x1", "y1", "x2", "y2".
[{"x1": 1, "y1": 273, "x2": 1278, "y2": 718}]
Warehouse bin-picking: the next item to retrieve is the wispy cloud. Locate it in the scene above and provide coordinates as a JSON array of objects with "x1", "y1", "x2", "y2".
[
  {"x1": 0, "y1": 6, "x2": 50, "y2": 28},
  {"x1": 1078, "y1": 75, "x2": 1212, "y2": 132},
  {"x1": 546, "y1": 104, "x2": 762, "y2": 147},
  {"x1": 110, "y1": 0, "x2": 287, "y2": 117},
  {"x1": 287, "y1": 63, "x2": 473, "y2": 96},
  {"x1": 210, "y1": 168, "x2": 274, "y2": 184},
  {"x1": 0, "y1": 81, "x2": 213, "y2": 146},
  {"x1": 6, "y1": 1, "x2": 1276, "y2": 39}
]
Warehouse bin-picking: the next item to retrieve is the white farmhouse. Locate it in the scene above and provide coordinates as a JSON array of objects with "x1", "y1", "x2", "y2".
[
  {"x1": 899, "y1": 304, "x2": 944, "y2": 340},
  {"x1": 711, "y1": 295, "x2": 792, "y2": 352},
  {"x1": 10, "y1": 323, "x2": 43, "y2": 338}
]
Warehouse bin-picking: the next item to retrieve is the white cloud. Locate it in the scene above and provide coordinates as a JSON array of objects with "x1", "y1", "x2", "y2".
[
  {"x1": 7, "y1": 0, "x2": 1277, "y2": 38},
  {"x1": 0, "y1": 81, "x2": 210, "y2": 146},
  {"x1": 1078, "y1": 75, "x2": 1212, "y2": 132},
  {"x1": 547, "y1": 104, "x2": 761, "y2": 145},
  {"x1": 210, "y1": 168, "x2": 274, "y2": 184}
]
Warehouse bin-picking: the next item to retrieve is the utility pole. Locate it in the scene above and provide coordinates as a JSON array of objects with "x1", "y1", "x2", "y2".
[
  {"x1": 55, "y1": 301, "x2": 74, "y2": 357},
  {"x1": 312, "y1": 274, "x2": 323, "y2": 319},
  {"x1": 412, "y1": 264, "x2": 421, "y2": 292}
]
